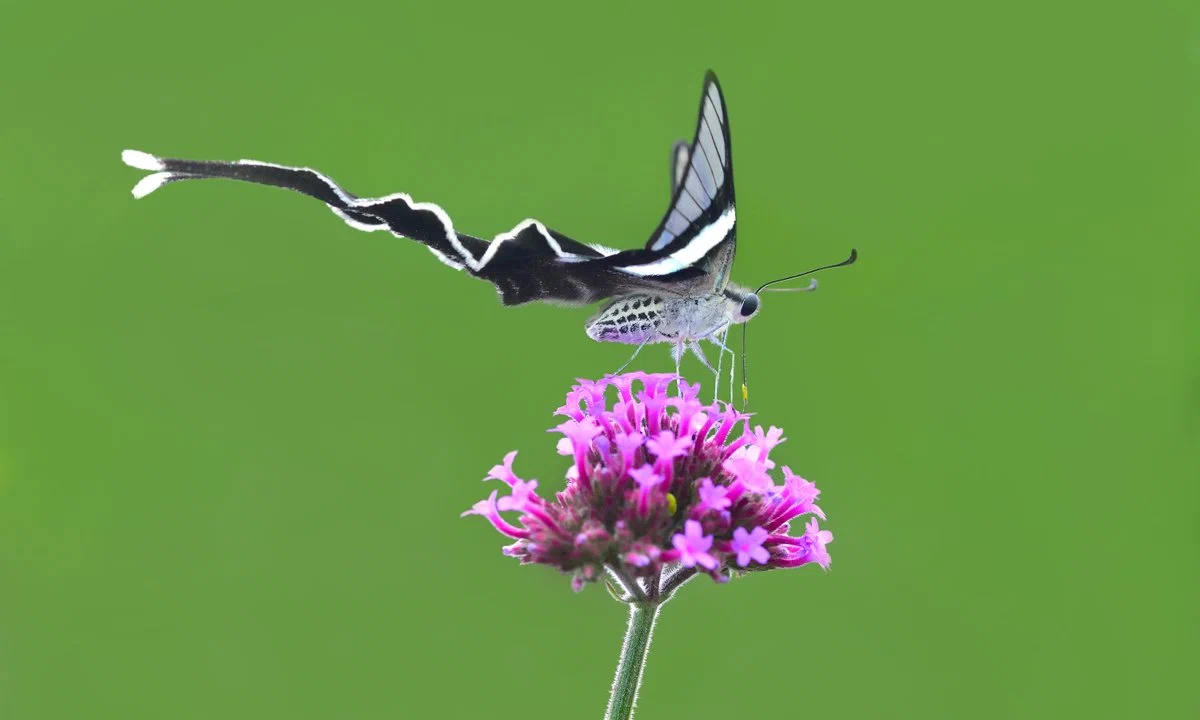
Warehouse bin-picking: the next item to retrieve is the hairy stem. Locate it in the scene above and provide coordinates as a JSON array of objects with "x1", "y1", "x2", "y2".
[
  {"x1": 606, "y1": 566, "x2": 648, "y2": 603},
  {"x1": 604, "y1": 603, "x2": 660, "y2": 720}
]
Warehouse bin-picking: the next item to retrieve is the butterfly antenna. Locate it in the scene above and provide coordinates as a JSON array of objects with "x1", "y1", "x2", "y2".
[
  {"x1": 765, "y1": 278, "x2": 819, "y2": 293},
  {"x1": 754, "y1": 248, "x2": 858, "y2": 294},
  {"x1": 742, "y1": 248, "x2": 858, "y2": 408}
]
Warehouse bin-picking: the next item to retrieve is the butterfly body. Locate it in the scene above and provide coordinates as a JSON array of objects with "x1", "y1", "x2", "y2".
[{"x1": 586, "y1": 288, "x2": 751, "y2": 343}]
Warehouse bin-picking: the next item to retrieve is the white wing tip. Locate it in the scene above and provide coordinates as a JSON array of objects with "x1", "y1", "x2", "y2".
[
  {"x1": 131, "y1": 172, "x2": 174, "y2": 199},
  {"x1": 122, "y1": 149, "x2": 164, "y2": 171}
]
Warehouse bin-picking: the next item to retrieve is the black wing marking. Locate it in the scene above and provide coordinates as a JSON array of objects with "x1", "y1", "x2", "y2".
[
  {"x1": 612, "y1": 71, "x2": 737, "y2": 291},
  {"x1": 122, "y1": 149, "x2": 706, "y2": 305}
]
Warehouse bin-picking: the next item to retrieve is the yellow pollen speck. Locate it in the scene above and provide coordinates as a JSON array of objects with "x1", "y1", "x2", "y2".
[{"x1": 667, "y1": 493, "x2": 677, "y2": 515}]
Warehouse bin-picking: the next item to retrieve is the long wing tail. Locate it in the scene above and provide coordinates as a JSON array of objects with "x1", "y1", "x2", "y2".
[
  {"x1": 121, "y1": 149, "x2": 624, "y2": 305},
  {"x1": 121, "y1": 148, "x2": 487, "y2": 270}
]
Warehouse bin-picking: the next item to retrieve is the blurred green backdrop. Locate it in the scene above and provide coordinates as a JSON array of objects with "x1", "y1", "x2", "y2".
[{"x1": 1, "y1": 1, "x2": 1197, "y2": 718}]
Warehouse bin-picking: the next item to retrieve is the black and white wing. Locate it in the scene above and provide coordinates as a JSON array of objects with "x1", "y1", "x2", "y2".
[
  {"x1": 120, "y1": 72, "x2": 736, "y2": 306},
  {"x1": 607, "y1": 71, "x2": 737, "y2": 293}
]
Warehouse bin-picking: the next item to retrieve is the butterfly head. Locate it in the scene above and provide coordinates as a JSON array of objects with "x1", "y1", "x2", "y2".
[
  {"x1": 723, "y1": 287, "x2": 761, "y2": 325},
  {"x1": 738, "y1": 292, "x2": 760, "y2": 319}
]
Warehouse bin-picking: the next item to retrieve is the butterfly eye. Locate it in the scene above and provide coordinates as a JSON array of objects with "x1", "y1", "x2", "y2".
[{"x1": 740, "y1": 293, "x2": 760, "y2": 317}]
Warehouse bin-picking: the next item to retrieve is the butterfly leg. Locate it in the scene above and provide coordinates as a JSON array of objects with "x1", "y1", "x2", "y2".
[
  {"x1": 686, "y1": 340, "x2": 720, "y2": 408},
  {"x1": 691, "y1": 338, "x2": 715, "y2": 391},
  {"x1": 671, "y1": 340, "x2": 687, "y2": 381},
  {"x1": 713, "y1": 328, "x2": 727, "y2": 404},
  {"x1": 710, "y1": 328, "x2": 736, "y2": 404},
  {"x1": 614, "y1": 337, "x2": 653, "y2": 375}
]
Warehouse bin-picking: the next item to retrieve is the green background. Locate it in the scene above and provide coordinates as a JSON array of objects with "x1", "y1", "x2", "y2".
[{"x1": 2, "y1": 1, "x2": 1197, "y2": 717}]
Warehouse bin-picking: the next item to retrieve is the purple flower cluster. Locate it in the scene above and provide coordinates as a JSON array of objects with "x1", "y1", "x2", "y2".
[{"x1": 464, "y1": 373, "x2": 832, "y2": 592}]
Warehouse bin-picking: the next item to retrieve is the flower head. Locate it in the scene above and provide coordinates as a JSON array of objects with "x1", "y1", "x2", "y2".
[{"x1": 465, "y1": 372, "x2": 833, "y2": 592}]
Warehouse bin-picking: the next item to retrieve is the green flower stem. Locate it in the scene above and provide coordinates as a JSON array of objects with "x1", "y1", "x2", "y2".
[{"x1": 604, "y1": 602, "x2": 660, "y2": 720}]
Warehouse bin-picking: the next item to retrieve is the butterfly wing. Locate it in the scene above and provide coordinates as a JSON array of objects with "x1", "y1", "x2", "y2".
[
  {"x1": 604, "y1": 72, "x2": 737, "y2": 293},
  {"x1": 120, "y1": 72, "x2": 737, "y2": 306}
]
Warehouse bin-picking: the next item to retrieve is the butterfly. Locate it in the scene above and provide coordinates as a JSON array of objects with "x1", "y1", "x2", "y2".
[{"x1": 122, "y1": 71, "x2": 855, "y2": 403}]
